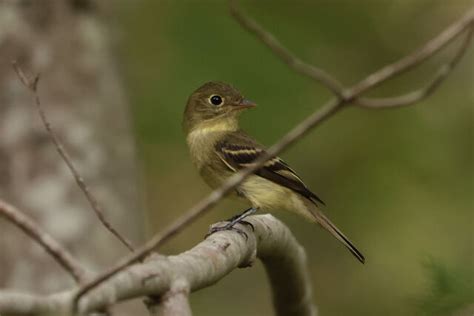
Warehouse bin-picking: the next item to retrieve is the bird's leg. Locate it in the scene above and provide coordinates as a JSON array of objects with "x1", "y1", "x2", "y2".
[{"x1": 206, "y1": 207, "x2": 258, "y2": 239}]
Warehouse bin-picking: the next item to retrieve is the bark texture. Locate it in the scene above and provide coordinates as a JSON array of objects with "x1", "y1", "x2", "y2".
[{"x1": 0, "y1": 0, "x2": 142, "y2": 293}]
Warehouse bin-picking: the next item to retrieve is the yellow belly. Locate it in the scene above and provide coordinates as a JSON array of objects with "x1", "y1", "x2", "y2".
[{"x1": 239, "y1": 175, "x2": 316, "y2": 222}]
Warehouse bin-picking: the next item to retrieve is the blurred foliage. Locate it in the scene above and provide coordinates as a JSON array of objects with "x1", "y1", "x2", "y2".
[
  {"x1": 116, "y1": 0, "x2": 473, "y2": 315},
  {"x1": 416, "y1": 259, "x2": 474, "y2": 315}
]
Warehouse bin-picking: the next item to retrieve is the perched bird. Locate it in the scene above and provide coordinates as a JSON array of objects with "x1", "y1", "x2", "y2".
[{"x1": 183, "y1": 81, "x2": 364, "y2": 263}]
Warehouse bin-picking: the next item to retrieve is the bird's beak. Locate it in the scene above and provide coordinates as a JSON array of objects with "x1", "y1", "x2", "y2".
[{"x1": 233, "y1": 99, "x2": 257, "y2": 110}]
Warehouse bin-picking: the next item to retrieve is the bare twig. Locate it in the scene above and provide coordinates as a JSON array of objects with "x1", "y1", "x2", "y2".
[
  {"x1": 12, "y1": 62, "x2": 135, "y2": 253},
  {"x1": 357, "y1": 27, "x2": 473, "y2": 108},
  {"x1": 0, "y1": 215, "x2": 315, "y2": 316},
  {"x1": 347, "y1": 8, "x2": 474, "y2": 98},
  {"x1": 0, "y1": 199, "x2": 86, "y2": 283},
  {"x1": 229, "y1": 0, "x2": 345, "y2": 98},
  {"x1": 72, "y1": 6, "x2": 473, "y2": 306},
  {"x1": 230, "y1": 0, "x2": 473, "y2": 104}
]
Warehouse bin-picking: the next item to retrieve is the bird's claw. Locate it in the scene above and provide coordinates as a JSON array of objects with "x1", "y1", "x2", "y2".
[
  {"x1": 223, "y1": 214, "x2": 255, "y2": 231},
  {"x1": 205, "y1": 224, "x2": 249, "y2": 240},
  {"x1": 238, "y1": 220, "x2": 254, "y2": 231}
]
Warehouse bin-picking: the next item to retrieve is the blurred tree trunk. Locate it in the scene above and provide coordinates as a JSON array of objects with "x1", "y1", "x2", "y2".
[{"x1": 0, "y1": 0, "x2": 143, "y2": 293}]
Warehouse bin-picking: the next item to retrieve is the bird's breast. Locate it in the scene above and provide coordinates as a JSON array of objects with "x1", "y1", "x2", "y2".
[
  {"x1": 186, "y1": 129, "x2": 234, "y2": 186},
  {"x1": 187, "y1": 130, "x2": 216, "y2": 168}
]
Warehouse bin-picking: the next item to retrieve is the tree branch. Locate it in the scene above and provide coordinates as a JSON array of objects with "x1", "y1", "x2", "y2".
[
  {"x1": 229, "y1": 0, "x2": 345, "y2": 98},
  {"x1": 144, "y1": 279, "x2": 192, "y2": 316},
  {"x1": 0, "y1": 215, "x2": 315, "y2": 316},
  {"x1": 0, "y1": 199, "x2": 86, "y2": 283},
  {"x1": 11, "y1": 62, "x2": 135, "y2": 253},
  {"x1": 347, "y1": 8, "x2": 474, "y2": 98},
  {"x1": 356, "y1": 27, "x2": 473, "y2": 108},
  {"x1": 72, "y1": 5, "x2": 473, "y2": 305}
]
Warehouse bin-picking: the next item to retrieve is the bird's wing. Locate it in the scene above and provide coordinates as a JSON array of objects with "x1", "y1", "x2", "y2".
[{"x1": 215, "y1": 132, "x2": 325, "y2": 205}]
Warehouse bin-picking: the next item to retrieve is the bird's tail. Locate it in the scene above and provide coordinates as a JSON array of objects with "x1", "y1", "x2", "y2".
[{"x1": 308, "y1": 205, "x2": 365, "y2": 264}]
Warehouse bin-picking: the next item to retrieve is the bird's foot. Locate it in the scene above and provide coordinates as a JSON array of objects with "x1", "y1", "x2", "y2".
[
  {"x1": 236, "y1": 220, "x2": 255, "y2": 231},
  {"x1": 206, "y1": 222, "x2": 249, "y2": 240},
  {"x1": 205, "y1": 207, "x2": 258, "y2": 240},
  {"x1": 223, "y1": 214, "x2": 255, "y2": 231}
]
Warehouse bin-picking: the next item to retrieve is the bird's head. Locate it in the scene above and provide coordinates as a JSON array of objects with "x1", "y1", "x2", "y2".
[{"x1": 183, "y1": 81, "x2": 256, "y2": 133}]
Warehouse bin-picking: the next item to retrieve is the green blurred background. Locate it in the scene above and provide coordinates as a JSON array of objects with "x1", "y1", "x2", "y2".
[{"x1": 116, "y1": 1, "x2": 473, "y2": 315}]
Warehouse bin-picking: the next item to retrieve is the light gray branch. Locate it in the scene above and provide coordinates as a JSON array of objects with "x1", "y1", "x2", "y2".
[
  {"x1": 0, "y1": 215, "x2": 315, "y2": 316},
  {"x1": 145, "y1": 279, "x2": 192, "y2": 316}
]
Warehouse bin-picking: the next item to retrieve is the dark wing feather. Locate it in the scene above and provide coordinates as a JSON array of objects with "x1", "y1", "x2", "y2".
[{"x1": 216, "y1": 140, "x2": 325, "y2": 206}]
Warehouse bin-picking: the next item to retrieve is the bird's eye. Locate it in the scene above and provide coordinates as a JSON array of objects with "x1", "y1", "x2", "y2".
[{"x1": 209, "y1": 95, "x2": 223, "y2": 106}]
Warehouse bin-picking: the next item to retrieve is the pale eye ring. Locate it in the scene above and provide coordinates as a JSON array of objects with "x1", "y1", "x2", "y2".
[{"x1": 209, "y1": 95, "x2": 223, "y2": 106}]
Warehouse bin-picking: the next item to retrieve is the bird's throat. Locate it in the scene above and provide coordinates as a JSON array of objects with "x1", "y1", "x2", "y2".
[{"x1": 187, "y1": 117, "x2": 238, "y2": 144}]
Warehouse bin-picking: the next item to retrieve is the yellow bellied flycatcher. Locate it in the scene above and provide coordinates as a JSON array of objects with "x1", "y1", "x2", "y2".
[{"x1": 183, "y1": 81, "x2": 364, "y2": 263}]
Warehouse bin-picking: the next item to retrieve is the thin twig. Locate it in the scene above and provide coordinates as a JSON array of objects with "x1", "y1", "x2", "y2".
[
  {"x1": 356, "y1": 27, "x2": 473, "y2": 108},
  {"x1": 229, "y1": 0, "x2": 345, "y2": 98},
  {"x1": 0, "y1": 199, "x2": 86, "y2": 283},
  {"x1": 73, "y1": 5, "x2": 474, "y2": 308},
  {"x1": 346, "y1": 8, "x2": 474, "y2": 98},
  {"x1": 12, "y1": 62, "x2": 135, "y2": 253}
]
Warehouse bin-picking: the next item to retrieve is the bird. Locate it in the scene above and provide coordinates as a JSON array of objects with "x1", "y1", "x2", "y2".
[{"x1": 183, "y1": 81, "x2": 365, "y2": 263}]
